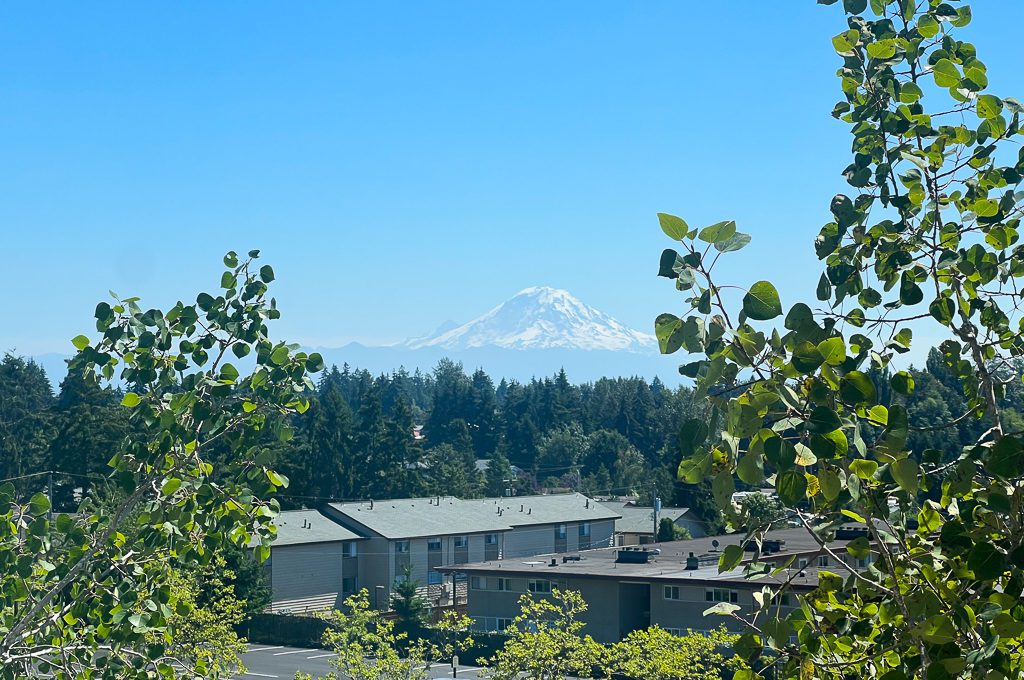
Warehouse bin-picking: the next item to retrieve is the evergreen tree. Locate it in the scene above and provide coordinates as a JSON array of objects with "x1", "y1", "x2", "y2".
[{"x1": 0, "y1": 354, "x2": 55, "y2": 493}]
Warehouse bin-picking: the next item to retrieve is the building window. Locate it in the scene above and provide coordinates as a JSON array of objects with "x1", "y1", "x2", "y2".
[
  {"x1": 798, "y1": 558, "x2": 809, "y2": 569},
  {"x1": 428, "y1": 570, "x2": 443, "y2": 585},
  {"x1": 779, "y1": 593, "x2": 792, "y2": 606},
  {"x1": 528, "y1": 579, "x2": 552, "y2": 594},
  {"x1": 342, "y1": 577, "x2": 357, "y2": 594},
  {"x1": 497, "y1": 578, "x2": 513, "y2": 591},
  {"x1": 496, "y1": 618, "x2": 514, "y2": 632},
  {"x1": 395, "y1": 540, "x2": 410, "y2": 554},
  {"x1": 665, "y1": 627, "x2": 684, "y2": 636},
  {"x1": 454, "y1": 535, "x2": 468, "y2": 549},
  {"x1": 664, "y1": 585, "x2": 681, "y2": 601},
  {"x1": 556, "y1": 524, "x2": 567, "y2": 540},
  {"x1": 857, "y1": 556, "x2": 871, "y2": 568},
  {"x1": 470, "y1": 576, "x2": 486, "y2": 590},
  {"x1": 342, "y1": 542, "x2": 357, "y2": 558},
  {"x1": 818, "y1": 555, "x2": 829, "y2": 567},
  {"x1": 395, "y1": 573, "x2": 409, "y2": 585},
  {"x1": 428, "y1": 538, "x2": 442, "y2": 551},
  {"x1": 579, "y1": 522, "x2": 591, "y2": 538},
  {"x1": 705, "y1": 588, "x2": 739, "y2": 604},
  {"x1": 485, "y1": 533, "x2": 498, "y2": 545}
]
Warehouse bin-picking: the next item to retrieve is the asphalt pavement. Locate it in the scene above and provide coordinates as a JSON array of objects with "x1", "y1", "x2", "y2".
[{"x1": 237, "y1": 643, "x2": 487, "y2": 679}]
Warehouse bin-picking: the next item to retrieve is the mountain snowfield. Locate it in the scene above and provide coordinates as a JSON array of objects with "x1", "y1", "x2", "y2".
[{"x1": 403, "y1": 286, "x2": 656, "y2": 353}]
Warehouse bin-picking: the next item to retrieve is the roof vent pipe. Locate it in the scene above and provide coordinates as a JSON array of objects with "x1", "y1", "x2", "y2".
[{"x1": 370, "y1": 499, "x2": 374, "y2": 510}]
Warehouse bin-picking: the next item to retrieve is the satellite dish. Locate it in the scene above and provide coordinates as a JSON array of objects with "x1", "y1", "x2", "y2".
[{"x1": 712, "y1": 539, "x2": 720, "y2": 548}]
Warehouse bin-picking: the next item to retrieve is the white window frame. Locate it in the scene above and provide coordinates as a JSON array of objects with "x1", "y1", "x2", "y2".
[
  {"x1": 556, "y1": 524, "x2": 567, "y2": 540},
  {"x1": 454, "y1": 535, "x2": 468, "y2": 549},
  {"x1": 663, "y1": 585, "x2": 681, "y2": 600},
  {"x1": 818, "y1": 555, "x2": 829, "y2": 567},
  {"x1": 342, "y1": 542, "x2": 357, "y2": 558},
  {"x1": 395, "y1": 540, "x2": 410, "y2": 554},
  {"x1": 485, "y1": 533, "x2": 498, "y2": 545},
  {"x1": 497, "y1": 577, "x2": 513, "y2": 591},
  {"x1": 579, "y1": 522, "x2": 591, "y2": 537},
  {"x1": 496, "y1": 617, "x2": 514, "y2": 632},
  {"x1": 427, "y1": 537, "x2": 442, "y2": 551}
]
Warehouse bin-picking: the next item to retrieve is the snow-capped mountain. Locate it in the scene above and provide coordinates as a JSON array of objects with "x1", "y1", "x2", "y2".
[{"x1": 403, "y1": 286, "x2": 656, "y2": 353}]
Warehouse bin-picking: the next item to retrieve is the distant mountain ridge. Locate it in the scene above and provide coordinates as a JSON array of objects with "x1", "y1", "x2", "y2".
[{"x1": 403, "y1": 286, "x2": 656, "y2": 353}]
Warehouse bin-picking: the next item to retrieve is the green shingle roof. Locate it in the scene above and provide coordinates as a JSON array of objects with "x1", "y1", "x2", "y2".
[{"x1": 271, "y1": 509, "x2": 362, "y2": 546}]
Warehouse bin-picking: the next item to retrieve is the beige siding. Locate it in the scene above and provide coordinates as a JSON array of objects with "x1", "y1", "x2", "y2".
[{"x1": 269, "y1": 543, "x2": 345, "y2": 613}]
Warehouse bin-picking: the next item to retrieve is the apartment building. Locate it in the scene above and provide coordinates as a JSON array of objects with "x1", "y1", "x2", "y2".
[
  {"x1": 440, "y1": 527, "x2": 868, "y2": 643},
  {"x1": 599, "y1": 501, "x2": 708, "y2": 543},
  {"x1": 263, "y1": 493, "x2": 619, "y2": 614}
]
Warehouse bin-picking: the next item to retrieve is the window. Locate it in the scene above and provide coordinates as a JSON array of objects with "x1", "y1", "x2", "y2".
[
  {"x1": 428, "y1": 570, "x2": 443, "y2": 585},
  {"x1": 342, "y1": 542, "x2": 357, "y2": 558},
  {"x1": 665, "y1": 627, "x2": 685, "y2": 636},
  {"x1": 454, "y1": 535, "x2": 468, "y2": 549},
  {"x1": 798, "y1": 558, "x2": 809, "y2": 569},
  {"x1": 485, "y1": 533, "x2": 498, "y2": 545},
  {"x1": 395, "y1": 573, "x2": 409, "y2": 584},
  {"x1": 497, "y1": 578, "x2": 513, "y2": 592},
  {"x1": 496, "y1": 618, "x2": 514, "y2": 632},
  {"x1": 556, "y1": 524, "x2": 567, "y2": 540},
  {"x1": 470, "y1": 576, "x2": 486, "y2": 590},
  {"x1": 428, "y1": 538, "x2": 442, "y2": 551},
  {"x1": 857, "y1": 556, "x2": 871, "y2": 568},
  {"x1": 705, "y1": 588, "x2": 739, "y2": 604},
  {"x1": 664, "y1": 585, "x2": 681, "y2": 600},
  {"x1": 528, "y1": 579, "x2": 552, "y2": 594},
  {"x1": 579, "y1": 522, "x2": 591, "y2": 538},
  {"x1": 395, "y1": 540, "x2": 410, "y2": 554},
  {"x1": 818, "y1": 555, "x2": 829, "y2": 567},
  {"x1": 779, "y1": 593, "x2": 792, "y2": 606},
  {"x1": 342, "y1": 577, "x2": 357, "y2": 594}
]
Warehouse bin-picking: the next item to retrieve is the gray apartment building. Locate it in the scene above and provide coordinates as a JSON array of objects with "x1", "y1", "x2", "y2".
[
  {"x1": 263, "y1": 509, "x2": 363, "y2": 613},
  {"x1": 440, "y1": 527, "x2": 868, "y2": 643},
  {"x1": 264, "y1": 493, "x2": 620, "y2": 614}
]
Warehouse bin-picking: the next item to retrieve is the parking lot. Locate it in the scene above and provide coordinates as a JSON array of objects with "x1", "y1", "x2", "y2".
[{"x1": 238, "y1": 643, "x2": 487, "y2": 679}]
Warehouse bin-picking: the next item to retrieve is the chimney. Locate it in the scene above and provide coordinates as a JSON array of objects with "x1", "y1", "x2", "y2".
[{"x1": 686, "y1": 552, "x2": 699, "y2": 570}]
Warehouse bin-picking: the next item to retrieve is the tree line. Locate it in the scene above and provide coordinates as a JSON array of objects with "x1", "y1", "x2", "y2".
[{"x1": 4, "y1": 345, "x2": 1024, "y2": 531}]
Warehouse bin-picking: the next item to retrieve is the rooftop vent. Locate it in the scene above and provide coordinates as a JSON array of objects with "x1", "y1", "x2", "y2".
[
  {"x1": 686, "y1": 552, "x2": 699, "y2": 570},
  {"x1": 616, "y1": 548, "x2": 654, "y2": 564},
  {"x1": 562, "y1": 555, "x2": 582, "y2": 563}
]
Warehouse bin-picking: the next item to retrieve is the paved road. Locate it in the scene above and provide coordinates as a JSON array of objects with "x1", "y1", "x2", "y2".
[{"x1": 237, "y1": 644, "x2": 487, "y2": 679}]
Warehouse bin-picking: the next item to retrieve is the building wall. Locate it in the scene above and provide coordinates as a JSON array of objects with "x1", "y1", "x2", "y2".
[
  {"x1": 503, "y1": 519, "x2": 614, "y2": 558},
  {"x1": 268, "y1": 542, "x2": 348, "y2": 613}
]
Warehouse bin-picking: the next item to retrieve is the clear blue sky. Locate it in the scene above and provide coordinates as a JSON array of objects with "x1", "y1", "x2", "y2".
[{"x1": 2, "y1": 2, "x2": 1021, "y2": 357}]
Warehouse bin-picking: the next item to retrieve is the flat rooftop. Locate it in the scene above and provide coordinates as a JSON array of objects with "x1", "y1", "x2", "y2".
[{"x1": 438, "y1": 527, "x2": 862, "y2": 589}]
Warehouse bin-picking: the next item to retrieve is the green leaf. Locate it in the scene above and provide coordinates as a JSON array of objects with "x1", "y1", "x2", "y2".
[
  {"x1": 968, "y1": 542, "x2": 1006, "y2": 580},
  {"x1": 719, "y1": 544, "x2": 745, "y2": 572},
  {"x1": 891, "y1": 371, "x2": 915, "y2": 395},
  {"x1": 121, "y1": 392, "x2": 142, "y2": 408},
  {"x1": 832, "y1": 29, "x2": 860, "y2": 56},
  {"x1": 28, "y1": 492, "x2": 50, "y2": 516},
  {"x1": 698, "y1": 220, "x2": 737, "y2": 244},
  {"x1": 918, "y1": 14, "x2": 939, "y2": 38},
  {"x1": 220, "y1": 363, "x2": 240, "y2": 382},
  {"x1": 260, "y1": 265, "x2": 276, "y2": 283},
  {"x1": 714, "y1": 232, "x2": 751, "y2": 253},
  {"x1": 270, "y1": 345, "x2": 290, "y2": 366},
  {"x1": 737, "y1": 453, "x2": 765, "y2": 486},
  {"x1": 266, "y1": 470, "x2": 290, "y2": 488},
  {"x1": 71, "y1": 335, "x2": 90, "y2": 350},
  {"x1": 866, "y1": 39, "x2": 896, "y2": 60},
  {"x1": 679, "y1": 419, "x2": 709, "y2": 457},
  {"x1": 987, "y1": 436, "x2": 1024, "y2": 479},
  {"x1": 849, "y1": 459, "x2": 878, "y2": 480},
  {"x1": 654, "y1": 314, "x2": 683, "y2": 354},
  {"x1": 742, "y1": 281, "x2": 782, "y2": 321},
  {"x1": 658, "y1": 249, "x2": 684, "y2": 279},
  {"x1": 977, "y1": 94, "x2": 1003, "y2": 120},
  {"x1": 223, "y1": 251, "x2": 238, "y2": 268},
  {"x1": 777, "y1": 470, "x2": 808, "y2": 505},
  {"x1": 703, "y1": 602, "x2": 741, "y2": 617},
  {"x1": 839, "y1": 371, "x2": 877, "y2": 405},
  {"x1": 929, "y1": 297, "x2": 955, "y2": 325},
  {"x1": 657, "y1": 213, "x2": 689, "y2": 240},
  {"x1": 891, "y1": 457, "x2": 918, "y2": 493},
  {"x1": 807, "y1": 406, "x2": 842, "y2": 434},
  {"x1": 932, "y1": 58, "x2": 960, "y2": 88},
  {"x1": 161, "y1": 478, "x2": 182, "y2": 496},
  {"x1": 817, "y1": 337, "x2": 846, "y2": 366}
]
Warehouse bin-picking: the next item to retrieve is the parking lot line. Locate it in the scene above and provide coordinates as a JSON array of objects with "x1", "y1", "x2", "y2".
[
  {"x1": 272, "y1": 649, "x2": 308, "y2": 656},
  {"x1": 242, "y1": 673, "x2": 279, "y2": 678},
  {"x1": 307, "y1": 652, "x2": 337, "y2": 659},
  {"x1": 246, "y1": 646, "x2": 283, "y2": 652}
]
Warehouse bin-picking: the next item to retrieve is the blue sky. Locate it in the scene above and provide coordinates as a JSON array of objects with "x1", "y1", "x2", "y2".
[{"x1": 2, "y1": 2, "x2": 1022, "y2": 360}]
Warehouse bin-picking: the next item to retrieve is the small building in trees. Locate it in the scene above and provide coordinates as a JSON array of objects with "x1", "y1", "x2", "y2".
[{"x1": 599, "y1": 500, "x2": 707, "y2": 544}]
